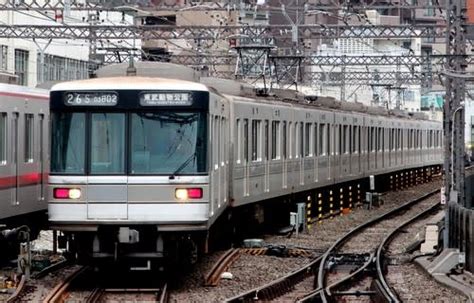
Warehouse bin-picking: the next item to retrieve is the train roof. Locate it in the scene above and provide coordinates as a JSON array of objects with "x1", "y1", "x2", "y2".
[
  {"x1": 96, "y1": 62, "x2": 200, "y2": 82},
  {"x1": 0, "y1": 83, "x2": 48, "y2": 98},
  {"x1": 50, "y1": 76, "x2": 209, "y2": 92}
]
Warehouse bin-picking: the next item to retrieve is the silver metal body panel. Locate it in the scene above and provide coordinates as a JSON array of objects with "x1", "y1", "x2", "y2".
[{"x1": 0, "y1": 84, "x2": 49, "y2": 221}]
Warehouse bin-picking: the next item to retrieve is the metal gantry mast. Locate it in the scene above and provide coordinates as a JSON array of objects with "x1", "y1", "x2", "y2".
[{"x1": 444, "y1": 0, "x2": 468, "y2": 247}]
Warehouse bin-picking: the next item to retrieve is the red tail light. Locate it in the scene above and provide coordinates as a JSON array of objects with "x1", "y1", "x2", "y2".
[
  {"x1": 54, "y1": 188, "x2": 70, "y2": 199},
  {"x1": 187, "y1": 188, "x2": 203, "y2": 199}
]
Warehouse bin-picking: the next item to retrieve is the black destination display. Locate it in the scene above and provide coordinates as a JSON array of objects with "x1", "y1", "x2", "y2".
[{"x1": 140, "y1": 92, "x2": 192, "y2": 106}]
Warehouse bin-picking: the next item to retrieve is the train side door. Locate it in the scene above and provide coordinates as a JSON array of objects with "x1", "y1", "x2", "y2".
[
  {"x1": 243, "y1": 119, "x2": 250, "y2": 196},
  {"x1": 11, "y1": 113, "x2": 19, "y2": 206}
]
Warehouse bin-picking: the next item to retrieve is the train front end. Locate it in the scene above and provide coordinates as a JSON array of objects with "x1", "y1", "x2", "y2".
[{"x1": 48, "y1": 77, "x2": 210, "y2": 264}]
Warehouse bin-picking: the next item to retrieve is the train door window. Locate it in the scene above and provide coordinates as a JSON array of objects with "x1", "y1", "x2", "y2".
[
  {"x1": 305, "y1": 123, "x2": 311, "y2": 157},
  {"x1": 319, "y1": 123, "x2": 324, "y2": 156},
  {"x1": 297, "y1": 122, "x2": 304, "y2": 158},
  {"x1": 243, "y1": 119, "x2": 249, "y2": 162},
  {"x1": 294, "y1": 122, "x2": 299, "y2": 158},
  {"x1": 90, "y1": 113, "x2": 125, "y2": 174},
  {"x1": 327, "y1": 124, "x2": 331, "y2": 155},
  {"x1": 271, "y1": 121, "x2": 281, "y2": 160},
  {"x1": 371, "y1": 127, "x2": 376, "y2": 152},
  {"x1": 282, "y1": 121, "x2": 287, "y2": 159},
  {"x1": 349, "y1": 125, "x2": 353, "y2": 154},
  {"x1": 357, "y1": 126, "x2": 361, "y2": 154},
  {"x1": 264, "y1": 120, "x2": 269, "y2": 161},
  {"x1": 236, "y1": 119, "x2": 241, "y2": 164},
  {"x1": 380, "y1": 128, "x2": 384, "y2": 151},
  {"x1": 288, "y1": 122, "x2": 292, "y2": 158},
  {"x1": 215, "y1": 116, "x2": 220, "y2": 168},
  {"x1": 314, "y1": 123, "x2": 318, "y2": 156},
  {"x1": 24, "y1": 114, "x2": 34, "y2": 163},
  {"x1": 221, "y1": 117, "x2": 226, "y2": 165},
  {"x1": 0, "y1": 113, "x2": 5, "y2": 164},
  {"x1": 337, "y1": 125, "x2": 341, "y2": 155},
  {"x1": 251, "y1": 120, "x2": 261, "y2": 161},
  {"x1": 39, "y1": 114, "x2": 45, "y2": 200}
]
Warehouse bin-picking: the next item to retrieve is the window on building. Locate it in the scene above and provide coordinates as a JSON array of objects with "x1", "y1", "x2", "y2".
[
  {"x1": 24, "y1": 114, "x2": 34, "y2": 162},
  {"x1": 0, "y1": 45, "x2": 7, "y2": 71},
  {"x1": 15, "y1": 49, "x2": 29, "y2": 86},
  {"x1": 0, "y1": 113, "x2": 5, "y2": 164},
  {"x1": 38, "y1": 53, "x2": 88, "y2": 83}
]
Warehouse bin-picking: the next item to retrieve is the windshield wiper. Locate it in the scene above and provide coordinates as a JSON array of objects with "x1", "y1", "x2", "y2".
[{"x1": 169, "y1": 152, "x2": 196, "y2": 179}]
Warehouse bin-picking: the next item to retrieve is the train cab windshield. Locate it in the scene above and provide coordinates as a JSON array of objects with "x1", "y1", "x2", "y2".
[{"x1": 50, "y1": 90, "x2": 208, "y2": 176}]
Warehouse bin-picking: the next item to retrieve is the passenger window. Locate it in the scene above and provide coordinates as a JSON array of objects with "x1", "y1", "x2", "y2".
[
  {"x1": 24, "y1": 113, "x2": 34, "y2": 163},
  {"x1": 271, "y1": 121, "x2": 280, "y2": 160},
  {"x1": 0, "y1": 113, "x2": 5, "y2": 164},
  {"x1": 299, "y1": 123, "x2": 303, "y2": 158}
]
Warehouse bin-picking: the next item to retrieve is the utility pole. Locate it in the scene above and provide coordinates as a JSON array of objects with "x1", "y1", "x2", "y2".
[{"x1": 443, "y1": 0, "x2": 467, "y2": 248}]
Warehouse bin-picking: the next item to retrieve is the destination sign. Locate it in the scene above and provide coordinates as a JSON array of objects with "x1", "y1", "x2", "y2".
[
  {"x1": 65, "y1": 92, "x2": 118, "y2": 106},
  {"x1": 140, "y1": 92, "x2": 192, "y2": 106}
]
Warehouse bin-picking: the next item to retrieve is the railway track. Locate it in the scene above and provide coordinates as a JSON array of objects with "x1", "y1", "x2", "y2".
[
  {"x1": 41, "y1": 265, "x2": 168, "y2": 303},
  {"x1": 300, "y1": 189, "x2": 441, "y2": 302},
  {"x1": 85, "y1": 286, "x2": 168, "y2": 303},
  {"x1": 373, "y1": 199, "x2": 441, "y2": 302},
  {"x1": 226, "y1": 188, "x2": 442, "y2": 302}
]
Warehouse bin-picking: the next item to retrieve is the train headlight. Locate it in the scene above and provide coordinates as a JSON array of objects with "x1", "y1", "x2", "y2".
[
  {"x1": 68, "y1": 189, "x2": 82, "y2": 199},
  {"x1": 175, "y1": 188, "x2": 203, "y2": 201},
  {"x1": 175, "y1": 189, "x2": 189, "y2": 200},
  {"x1": 53, "y1": 188, "x2": 82, "y2": 199}
]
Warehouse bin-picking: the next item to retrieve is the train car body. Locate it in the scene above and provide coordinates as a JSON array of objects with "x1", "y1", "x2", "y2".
[
  {"x1": 0, "y1": 84, "x2": 49, "y2": 250},
  {"x1": 47, "y1": 76, "x2": 443, "y2": 264}
]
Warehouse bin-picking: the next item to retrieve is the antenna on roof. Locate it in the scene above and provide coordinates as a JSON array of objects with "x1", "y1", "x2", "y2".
[
  {"x1": 126, "y1": 38, "x2": 137, "y2": 76},
  {"x1": 126, "y1": 57, "x2": 137, "y2": 76}
]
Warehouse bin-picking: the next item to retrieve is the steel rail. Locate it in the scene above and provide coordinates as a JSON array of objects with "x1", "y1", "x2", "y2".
[
  {"x1": 6, "y1": 274, "x2": 26, "y2": 303},
  {"x1": 32, "y1": 259, "x2": 70, "y2": 280},
  {"x1": 42, "y1": 266, "x2": 88, "y2": 303},
  {"x1": 375, "y1": 195, "x2": 441, "y2": 303},
  {"x1": 312, "y1": 189, "x2": 441, "y2": 302},
  {"x1": 225, "y1": 255, "x2": 323, "y2": 302},
  {"x1": 204, "y1": 248, "x2": 241, "y2": 287}
]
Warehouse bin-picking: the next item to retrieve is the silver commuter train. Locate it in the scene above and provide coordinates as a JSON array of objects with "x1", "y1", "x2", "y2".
[
  {"x1": 0, "y1": 83, "x2": 49, "y2": 255},
  {"x1": 47, "y1": 74, "x2": 443, "y2": 263}
]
